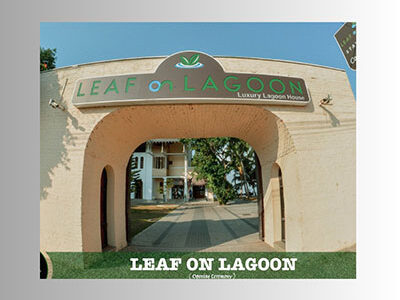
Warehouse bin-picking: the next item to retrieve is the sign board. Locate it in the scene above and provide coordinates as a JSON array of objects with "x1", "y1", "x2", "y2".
[
  {"x1": 72, "y1": 51, "x2": 311, "y2": 108},
  {"x1": 335, "y1": 22, "x2": 356, "y2": 70}
]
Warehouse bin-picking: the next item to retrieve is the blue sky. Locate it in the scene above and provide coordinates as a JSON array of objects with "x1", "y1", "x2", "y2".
[{"x1": 40, "y1": 22, "x2": 355, "y2": 96}]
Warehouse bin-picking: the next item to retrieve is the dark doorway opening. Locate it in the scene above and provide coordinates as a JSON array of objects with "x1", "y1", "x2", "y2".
[
  {"x1": 279, "y1": 168, "x2": 286, "y2": 242},
  {"x1": 255, "y1": 154, "x2": 264, "y2": 241},
  {"x1": 193, "y1": 185, "x2": 205, "y2": 199},
  {"x1": 100, "y1": 168, "x2": 108, "y2": 249}
]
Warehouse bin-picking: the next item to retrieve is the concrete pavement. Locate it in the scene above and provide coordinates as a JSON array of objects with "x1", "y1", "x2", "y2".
[{"x1": 128, "y1": 200, "x2": 275, "y2": 252}]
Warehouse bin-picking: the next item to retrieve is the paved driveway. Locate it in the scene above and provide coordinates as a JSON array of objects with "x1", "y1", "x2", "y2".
[{"x1": 128, "y1": 200, "x2": 275, "y2": 252}]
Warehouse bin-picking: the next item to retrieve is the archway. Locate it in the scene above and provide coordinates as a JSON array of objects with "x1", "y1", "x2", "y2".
[
  {"x1": 81, "y1": 104, "x2": 298, "y2": 252},
  {"x1": 124, "y1": 137, "x2": 266, "y2": 249}
]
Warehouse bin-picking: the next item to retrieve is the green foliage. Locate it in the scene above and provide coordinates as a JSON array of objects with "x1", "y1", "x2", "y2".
[
  {"x1": 158, "y1": 183, "x2": 163, "y2": 195},
  {"x1": 181, "y1": 137, "x2": 257, "y2": 205},
  {"x1": 227, "y1": 139, "x2": 257, "y2": 198},
  {"x1": 180, "y1": 56, "x2": 190, "y2": 65},
  {"x1": 180, "y1": 54, "x2": 200, "y2": 66},
  {"x1": 165, "y1": 178, "x2": 174, "y2": 200},
  {"x1": 189, "y1": 54, "x2": 199, "y2": 65},
  {"x1": 48, "y1": 252, "x2": 356, "y2": 279},
  {"x1": 40, "y1": 47, "x2": 57, "y2": 71},
  {"x1": 128, "y1": 157, "x2": 141, "y2": 194},
  {"x1": 158, "y1": 178, "x2": 175, "y2": 200},
  {"x1": 166, "y1": 178, "x2": 174, "y2": 189}
]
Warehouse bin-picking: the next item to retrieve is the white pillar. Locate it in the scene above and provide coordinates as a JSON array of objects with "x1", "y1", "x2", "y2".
[{"x1": 163, "y1": 177, "x2": 167, "y2": 202}]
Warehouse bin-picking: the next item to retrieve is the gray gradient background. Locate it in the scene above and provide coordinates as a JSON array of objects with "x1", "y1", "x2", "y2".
[{"x1": 0, "y1": 0, "x2": 399, "y2": 299}]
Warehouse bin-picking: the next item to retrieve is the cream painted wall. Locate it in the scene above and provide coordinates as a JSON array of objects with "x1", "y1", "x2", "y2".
[
  {"x1": 40, "y1": 56, "x2": 355, "y2": 252},
  {"x1": 168, "y1": 143, "x2": 184, "y2": 153},
  {"x1": 168, "y1": 156, "x2": 185, "y2": 177},
  {"x1": 153, "y1": 178, "x2": 164, "y2": 200}
]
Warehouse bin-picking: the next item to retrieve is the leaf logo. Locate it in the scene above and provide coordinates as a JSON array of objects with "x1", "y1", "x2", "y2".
[{"x1": 176, "y1": 54, "x2": 203, "y2": 69}]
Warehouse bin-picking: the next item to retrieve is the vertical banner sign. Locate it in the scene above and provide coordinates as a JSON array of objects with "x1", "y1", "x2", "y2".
[{"x1": 335, "y1": 22, "x2": 356, "y2": 70}]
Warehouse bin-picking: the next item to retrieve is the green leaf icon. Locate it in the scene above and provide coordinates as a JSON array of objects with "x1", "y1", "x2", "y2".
[
  {"x1": 189, "y1": 54, "x2": 200, "y2": 65},
  {"x1": 180, "y1": 56, "x2": 190, "y2": 65}
]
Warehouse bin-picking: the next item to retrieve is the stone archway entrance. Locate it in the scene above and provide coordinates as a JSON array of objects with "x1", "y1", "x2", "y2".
[
  {"x1": 81, "y1": 104, "x2": 294, "y2": 252},
  {"x1": 40, "y1": 52, "x2": 356, "y2": 253}
]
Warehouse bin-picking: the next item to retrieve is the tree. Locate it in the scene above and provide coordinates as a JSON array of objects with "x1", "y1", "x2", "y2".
[
  {"x1": 227, "y1": 139, "x2": 257, "y2": 198},
  {"x1": 128, "y1": 157, "x2": 141, "y2": 196},
  {"x1": 40, "y1": 47, "x2": 57, "y2": 71},
  {"x1": 182, "y1": 137, "x2": 256, "y2": 205},
  {"x1": 159, "y1": 178, "x2": 175, "y2": 201}
]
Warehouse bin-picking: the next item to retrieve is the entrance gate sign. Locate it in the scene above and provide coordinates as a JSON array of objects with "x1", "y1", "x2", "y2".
[
  {"x1": 72, "y1": 51, "x2": 311, "y2": 108},
  {"x1": 334, "y1": 22, "x2": 356, "y2": 71}
]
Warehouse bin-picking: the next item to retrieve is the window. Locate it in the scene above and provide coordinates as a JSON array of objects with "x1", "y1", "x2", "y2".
[
  {"x1": 140, "y1": 157, "x2": 144, "y2": 169},
  {"x1": 134, "y1": 157, "x2": 138, "y2": 169},
  {"x1": 153, "y1": 157, "x2": 165, "y2": 169}
]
